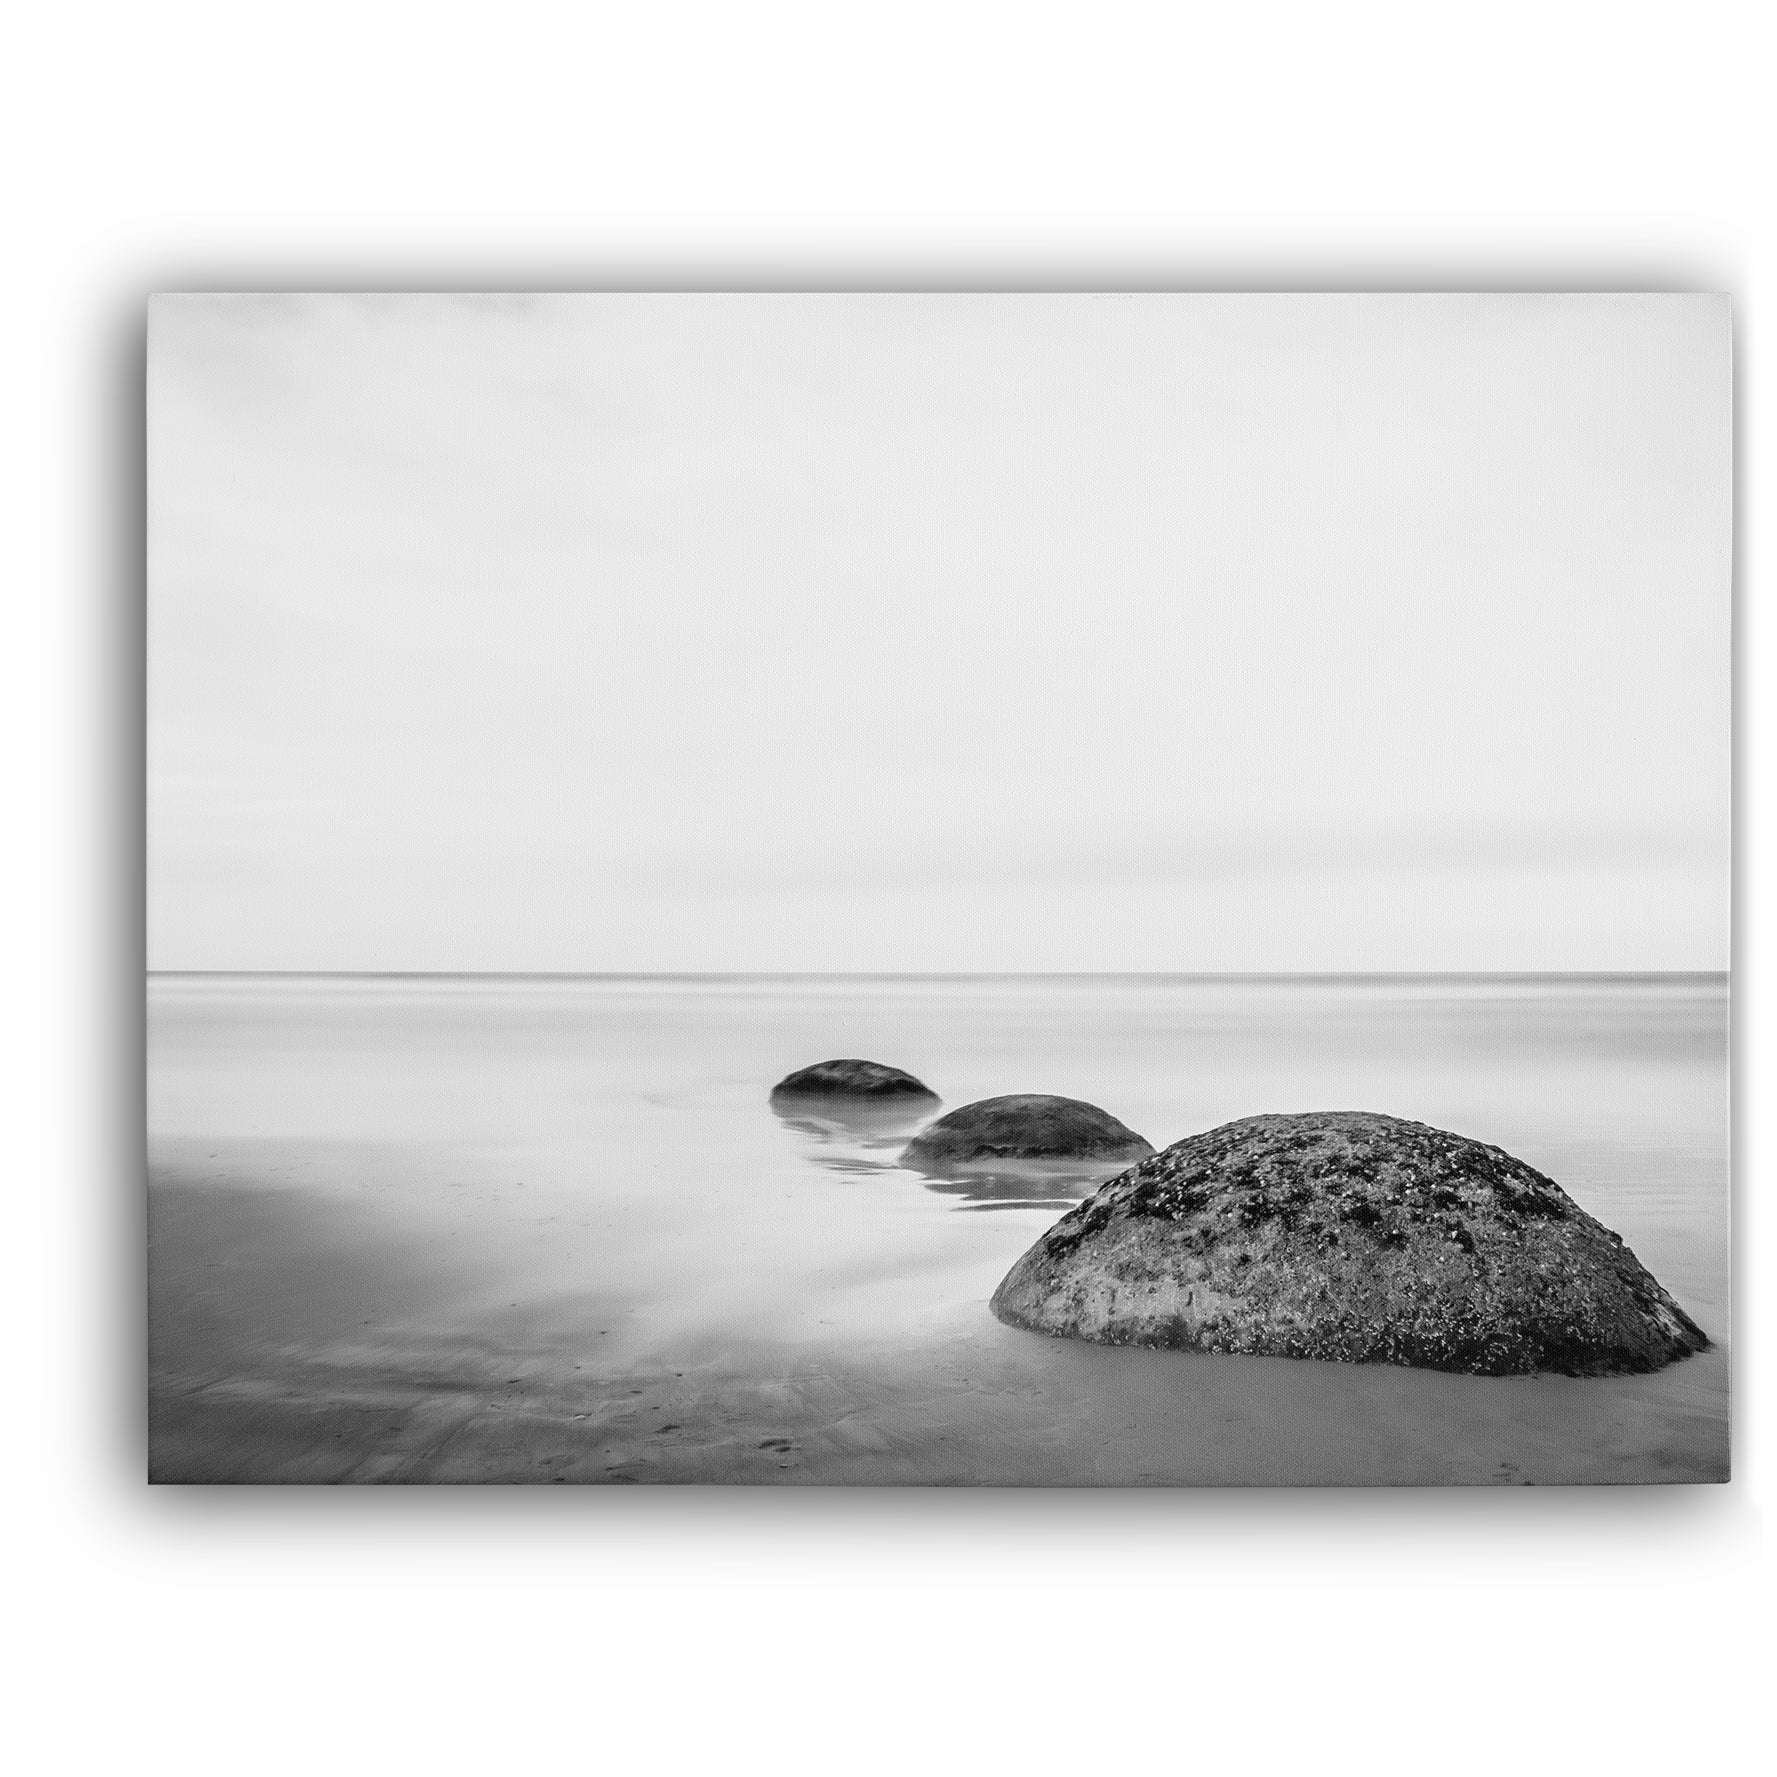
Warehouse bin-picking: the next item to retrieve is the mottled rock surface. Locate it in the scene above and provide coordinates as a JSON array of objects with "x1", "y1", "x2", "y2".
[
  {"x1": 770, "y1": 1059, "x2": 936, "y2": 1101},
  {"x1": 990, "y1": 1111, "x2": 1708, "y2": 1377},
  {"x1": 902, "y1": 1095, "x2": 1153, "y2": 1168}
]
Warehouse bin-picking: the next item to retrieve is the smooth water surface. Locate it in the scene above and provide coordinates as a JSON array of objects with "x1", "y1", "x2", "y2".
[{"x1": 148, "y1": 973, "x2": 1729, "y2": 1484}]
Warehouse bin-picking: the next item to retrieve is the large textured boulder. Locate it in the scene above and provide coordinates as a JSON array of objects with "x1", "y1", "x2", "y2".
[
  {"x1": 990, "y1": 1111, "x2": 1708, "y2": 1377},
  {"x1": 902, "y1": 1095, "x2": 1153, "y2": 1169},
  {"x1": 770, "y1": 1059, "x2": 936, "y2": 1102}
]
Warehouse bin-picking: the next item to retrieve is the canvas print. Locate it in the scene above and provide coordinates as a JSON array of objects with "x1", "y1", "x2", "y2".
[{"x1": 147, "y1": 292, "x2": 1730, "y2": 1485}]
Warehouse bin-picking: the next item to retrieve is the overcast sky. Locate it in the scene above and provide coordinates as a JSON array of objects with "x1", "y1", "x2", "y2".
[{"x1": 148, "y1": 293, "x2": 1728, "y2": 972}]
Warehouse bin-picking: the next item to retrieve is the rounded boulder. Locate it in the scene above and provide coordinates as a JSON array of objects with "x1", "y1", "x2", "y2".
[
  {"x1": 902, "y1": 1094, "x2": 1153, "y2": 1169},
  {"x1": 770, "y1": 1059, "x2": 936, "y2": 1102},
  {"x1": 989, "y1": 1111, "x2": 1708, "y2": 1377}
]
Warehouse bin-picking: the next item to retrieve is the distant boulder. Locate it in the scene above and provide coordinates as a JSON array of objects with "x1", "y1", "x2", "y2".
[
  {"x1": 770, "y1": 1059, "x2": 937, "y2": 1102},
  {"x1": 990, "y1": 1111, "x2": 1709, "y2": 1377},
  {"x1": 902, "y1": 1095, "x2": 1153, "y2": 1169}
]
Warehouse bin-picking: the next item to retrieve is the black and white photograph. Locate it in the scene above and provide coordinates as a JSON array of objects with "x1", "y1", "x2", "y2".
[
  {"x1": 147, "y1": 292, "x2": 1729, "y2": 1486},
  {"x1": 13, "y1": 4, "x2": 1777, "y2": 1772}
]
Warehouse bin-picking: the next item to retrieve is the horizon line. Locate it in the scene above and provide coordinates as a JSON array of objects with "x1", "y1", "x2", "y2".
[{"x1": 145, "y1": 967, "x2": 1730, "y2": 982}]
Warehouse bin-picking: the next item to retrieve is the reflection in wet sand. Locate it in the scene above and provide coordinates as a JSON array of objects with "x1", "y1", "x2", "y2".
[
  {"x1": 901, "y1": 1154, "x2": 1128, "y2": 1211},
  {"x1": 768, "y1": 1095, "x2": 940, "y2": 1179},
  {"x1": 768, "y1": 1095, "x2": 939, "y2": 1151}
]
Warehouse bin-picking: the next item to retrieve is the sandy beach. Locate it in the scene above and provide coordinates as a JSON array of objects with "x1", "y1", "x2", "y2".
[{"x1": 148, "y1": 973, "x2": 1729, "y2": 1485}]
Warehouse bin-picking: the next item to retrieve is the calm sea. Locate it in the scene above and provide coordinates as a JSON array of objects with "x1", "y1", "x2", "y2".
[{"x1": 147, "y1": 972, "x2": 1729, "y2": 1484}]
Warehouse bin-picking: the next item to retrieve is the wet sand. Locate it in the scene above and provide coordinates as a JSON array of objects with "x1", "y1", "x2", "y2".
[{"x1": 148, "y1": 974, "x2": 1730, "y2": 1485}]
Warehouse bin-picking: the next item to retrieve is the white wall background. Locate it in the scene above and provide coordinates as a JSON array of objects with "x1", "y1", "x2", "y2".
[{"x1": 5, "y1": 4, "x2": 1770, "y2": 1776}]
